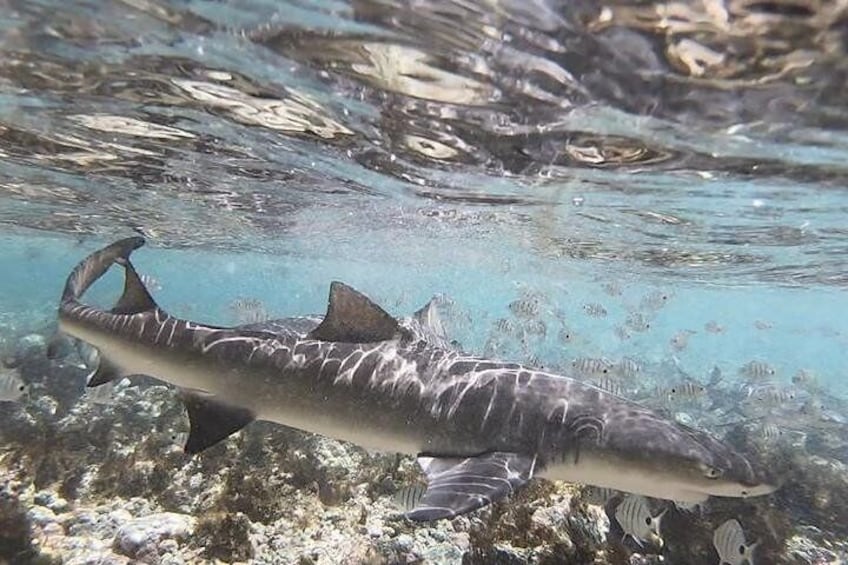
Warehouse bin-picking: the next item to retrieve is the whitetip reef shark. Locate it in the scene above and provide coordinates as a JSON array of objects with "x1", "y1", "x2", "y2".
[{"x1": 57, "y1": 237, "x2": 776, "y2": 521}]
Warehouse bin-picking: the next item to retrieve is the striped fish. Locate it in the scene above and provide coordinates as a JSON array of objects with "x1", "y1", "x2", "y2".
[
  {"x1": 571, "y1": 357, "x2": 613, "y2": 377},
  {"x1": 739, "y1": 361, "x2": 776, "y2": 381},
  {"x1": 75, "y1": 340, "x2": 100, "y2": 370},
  {"x1": 614, "y1": 494, "x2": 665, "y2": 548},
  {"x1": 229, "y1": 297, "x2": 269, "y2": 325},
  {"x1": 523, "y1": 319, "x2": 547, "y2": 337},
  {"x1": 594, "y1": 376, "x2": 623, "y2": 397},
  {"x1": 614, "y1": 357, "x2": 641, "y2": 378},
  {"x1": 662, "y1": 380, "x2": 707, "y2": 403},
  {"x1": 791, "y1": 369, "x2": 818, "y2": 392},
  {"x1": 493, "y1": 317, "x2": 518, "y2": 335},
  {"x1": 713, "y1": 519, "x2": 756, "y2": 565},
  {"x1": 581, "y1": 486, "x2": 621, "y2": 506},
  {"x1": 745, "y1": 384, "x2": 797, "y2": 406},
  {"x1": 583, "y1": 303, "x2": 607, "y2": 318},
  {"x1": 508, "y1": 296, "x2": 541, "y2": 319},
  {"x1": 625, "y1": 311, "x2": 653, "y2": 332},
  {"x1": 758, "y1": 423, "x2": 782, "y2": 442},
  {"x1": 602, "y1": 282, "x2": 623, "y2": 297},
  {"x1": 640, "y1": 290, "x2": 672, "y2": 311},
  {"x1": 0, "y1": 371, "x2": 27, "y2": 403},
  {"x1": 558, "y1": 327, "x2": 576, "y2": 344},
  {"x1": 392, "y1": 484, "x2": 427, "y2": 513}
]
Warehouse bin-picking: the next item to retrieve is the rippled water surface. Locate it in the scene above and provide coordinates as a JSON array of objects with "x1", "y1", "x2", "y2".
[
  {"x1": 2, "y1": 0, "x2": 848, "y2": 562},
  {"x1": 3, "y1": 0, "x2": 847, "y2": 373}
]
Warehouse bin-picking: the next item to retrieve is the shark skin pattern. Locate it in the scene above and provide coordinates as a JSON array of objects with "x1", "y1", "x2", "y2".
[{"x1": 57, "y1": 238, "x2": 777, "y2": 521}]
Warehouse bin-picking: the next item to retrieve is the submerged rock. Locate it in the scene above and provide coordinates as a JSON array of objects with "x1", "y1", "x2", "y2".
[
  {"x1": 192, "y1": 511, "x2": 254, "y2": 562},
  {"x1": 114, "y1": 512, "x2": 195, "y2": 559},
  {"x1": 0, "y1": 488, "x2": 34, "y2": 563}
]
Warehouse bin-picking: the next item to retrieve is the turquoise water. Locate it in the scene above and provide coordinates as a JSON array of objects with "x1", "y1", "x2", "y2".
[{"x1": 2, "y1": 1, "x2": 848, "y2": 563}]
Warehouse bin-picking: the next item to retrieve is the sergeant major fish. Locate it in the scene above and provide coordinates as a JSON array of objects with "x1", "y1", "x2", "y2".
[
  {"x1": 615, "y1": 494, "x2": 665, "y2": 547},
  {"x1": 713, "y1": 518, "x2": 757, "y2": 565}
]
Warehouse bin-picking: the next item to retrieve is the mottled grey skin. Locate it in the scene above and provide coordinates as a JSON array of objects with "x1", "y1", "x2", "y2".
[{"x1": 58, "y1": 238, "x2": 775, "y2": 516}]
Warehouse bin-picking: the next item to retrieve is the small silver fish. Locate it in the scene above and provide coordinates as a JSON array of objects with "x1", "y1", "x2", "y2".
[
  {"x1": 582, "y1": 486, "x2": 621, "y2": 506},
  {"x1": 791, "y1": 369, "x2": 817, "y2": 391},
  {"x1": 523, "y1": 352, "x2": 544, "y2": 369},
  {"x1": 713, "y1": 518, "x2": 757, "y2": 565},
  {"x1": 704, "y1": 320, "x2": 725, "y2": 334},
  {"x1": 615, "y1": 494, "x2": 665, "y2": 548},
  {"x1": 746, "y1": 384, "x2": 796, "y2": 406},
  {"x1": 158, "y1": 430, "x2": 189, "y2": 452},
  {"x1": 75, "y1": 340, "x2": 100, "y2": 369},
  {"x1": 594, "y1": 376, "x2": 623, "y2": 396},
  {"x1": 708, "y1": 366, "x2": 723, "y2": 386},
  {"x1": 614, "y1": 325, "x2": 632, "y2": 341},
  {"x1": 625, "y1": 311, "x2": 652, "y2": 332},
  {"x1": 557, "y1": 327, "x2": 576, "y2": 344},
  {"x1": 583, "y1": 303, "x2": 607, "y2": 318},
  {"x1": 739, "y1": 361, "x2": 776, "y2": 381},
  {"x1": 799, "y1": 397, "x2": 823, "y2": 419},
  {"x1": 229, "y1": 297, "x2": 269, "y2": 325},
  {"x1": 571, "y1": 357, "x2": 613, "y2": 377},
  {"x1": 392, "y1": 484, "x2": 427, "y2": 513},
  {"x1": 663, "y1": 380, "x2": 706, "y2": 402},
  {"x1": 754, "y1": 320, "x2": 772, "y2": 330},
  {"x1": 640, "y1": 290, "x2": 672, "y2": 311},
  {"x1": 169, "y1": 431, "x2": 189, "y2": 448},
  {"x1": 758, "y1": 422, "x2": 782, "y2": 442},
  {"x1": 494, "y1": 318, "x2": 520, "y2": 336},
  {"x1": 614, "y1": 357, "x2": 641, "y2": 378},
  {"x1": 523, "y1": 319, "x2": 547, "y2": 337},
  {"x1": 601, "y1": 282, "x2": 623, "y2": 297},
  {"x1": 508, "y1": 296, "x2": 541, "y2": 319},
  {"x1": 670, "y1": 330, "x2": 696, "y2": 351},
  {"x1": 0, "y1": 371, "x2": 27, "y2": 402}
]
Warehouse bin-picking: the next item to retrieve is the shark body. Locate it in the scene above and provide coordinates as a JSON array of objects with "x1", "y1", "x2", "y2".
[{"x1": 58, "y1": 238, "x2": 775, "y2": 520}]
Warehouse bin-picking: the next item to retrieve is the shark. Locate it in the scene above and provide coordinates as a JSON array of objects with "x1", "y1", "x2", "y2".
[{"x1": 57, "y1": 237, "x2": 776, "y2": 521}]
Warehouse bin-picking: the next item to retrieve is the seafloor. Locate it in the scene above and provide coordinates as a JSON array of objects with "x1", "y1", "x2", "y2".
[{"x1": 1, "y1": 323, "x2": 848, "y2": 565}]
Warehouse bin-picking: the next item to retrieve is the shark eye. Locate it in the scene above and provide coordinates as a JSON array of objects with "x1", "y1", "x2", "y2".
[
  {"x1": 645, "y1": 517, "x2": 652, "y2": 526},
  {"x1": 704, "y1": 466, "x2": 723, "y2": 479},
  {"x1": 738, "y1": 544, "x2": 746, "y2": 555}
]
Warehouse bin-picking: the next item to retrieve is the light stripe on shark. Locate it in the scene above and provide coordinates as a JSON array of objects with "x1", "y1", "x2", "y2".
[
  {"x1": 200, "y1": 336, "x2": 263, "y2": 355},
  {"x1": 57, "y1": 238, "x2": 778, "y2": 521}
]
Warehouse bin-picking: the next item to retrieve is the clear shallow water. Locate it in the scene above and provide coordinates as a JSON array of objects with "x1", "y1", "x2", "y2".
[{"x1": 1, "y1": 0, "x2": 848, "y2": 563}]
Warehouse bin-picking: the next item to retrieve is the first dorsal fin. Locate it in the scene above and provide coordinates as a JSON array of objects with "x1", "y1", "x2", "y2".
[
  {"x1": 111, "y1": 258, "x2": 158, "y2": 315},
  {"x1": 307, "y1": 281, "x2": 402, "y2": 343}
]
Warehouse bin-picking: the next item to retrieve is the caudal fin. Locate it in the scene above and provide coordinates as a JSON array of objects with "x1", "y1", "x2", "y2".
[{"x1": 60, "y1": 237, "x2": 146, "y2": 304}]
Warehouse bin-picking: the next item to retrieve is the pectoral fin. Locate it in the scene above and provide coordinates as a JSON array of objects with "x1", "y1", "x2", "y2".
[
  {"x1": 86, "y1": 356, "x2": 125, "y2": 387},
  {"x1": 181, "y1": 391, "x2": 255, "y2": 454},
  {"x1": 406, "y1": 452, "x2": 536, "y2": 521}
]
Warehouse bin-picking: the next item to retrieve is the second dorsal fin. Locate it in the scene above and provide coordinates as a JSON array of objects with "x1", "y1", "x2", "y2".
[
  {"x1": 412, "y1": 298, "x2": 450, "y2": 346},
  {"x1": 111, "y1": 258, "x2": 158, "y2": 315},
  {"x1": 307, "y1": 281, "x2": 402, "y2": 343}
]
